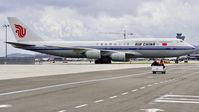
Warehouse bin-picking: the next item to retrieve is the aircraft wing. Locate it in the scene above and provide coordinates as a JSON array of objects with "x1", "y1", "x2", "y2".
[
  {"x1": 44, "y1": 45, "x2": 89, "y2": 51},
  {"x1": 7, "y1": 42, "x2": 88, "y2": 51},
  {"x1": 8, "y1": 42, "x2": 142, "y2": 58},
  {"x1": 44, "y1": 45, "x2": 142, "y2": 57},
  {"x1": 43, "y1": 44, "x2": 142, "y2": 59},
  {"x1": 44, "y1": 45, "x2": 91, "y2": 54}
]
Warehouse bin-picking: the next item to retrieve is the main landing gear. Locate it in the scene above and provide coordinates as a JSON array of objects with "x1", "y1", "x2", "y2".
[
  {"x1": 175, "y1": 57, "x2": 179, "y2": 64},
  {"x1": 95, "y1": 57, "x2": 112, "y2": 64}
]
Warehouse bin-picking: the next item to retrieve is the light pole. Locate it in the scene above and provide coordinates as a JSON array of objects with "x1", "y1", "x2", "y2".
[{"x1": 2, "y1": 24, "x2": 9, "y2": 64}]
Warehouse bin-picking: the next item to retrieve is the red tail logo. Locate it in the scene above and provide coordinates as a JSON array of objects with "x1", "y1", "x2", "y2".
[{"x1": 15, "y1": 24, "x2": 26, "y2": 38}]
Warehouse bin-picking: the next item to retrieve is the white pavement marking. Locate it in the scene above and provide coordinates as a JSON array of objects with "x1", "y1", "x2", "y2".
[
  {"x1": 147, "y1": 77, "x2": 154, "y2": 79},
  {"x1": 0, "y1": 104, "x2": 12, "y2": 108},
  {"x1": 147, "y1": 84, "x2": 152, "y2": 87},
  {"x1": 154, "y1": 94, "x2": 199, "y2": 104},
  {"x1": 164, "y1": 95, "x2": 199, "y2": 98},
  {"x1": 164, "y1": 80, "x2": 169, "y2": 83},
  {"x1": 140, "y1": 87, "x2": 146, "y2": 89},
  {"x1": 161, "y1": 98, "x2": 199, "y2": 101},
  {"x1": 75, "y1": 104, "x2": 88, "y2": 108},
  {"x1": 154, "y1": 83, "x2": 159, "y2": 85},
  {"x1": 0, "y1": 72, "x2": 149, "y2": 96},
  {"x1": 58, "y1": 110, "x2": 67, "y2": 112},
  {"x1": 94, "y1": 99, "x2": 104, "y2": 103},
  {"x1": 155, "y1": 100, "x2": 199, "y2": 104},
  {"x1": 122, "y1": 92, "x2": 129, "y2": 95},
  {"x1": 132, "y1": 89, "x2": 138, "y2": 92},
  {"x1": 109, "y1": 96, "x2": 118, "y2": 99},
  {"x1": 141, "y1": 108, "x2": 164, "y2": 112}
]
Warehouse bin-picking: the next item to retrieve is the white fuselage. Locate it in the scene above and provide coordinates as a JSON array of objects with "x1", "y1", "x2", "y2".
[{"x1": 21, "y1": 38, "x2": 195, "y2": 58}]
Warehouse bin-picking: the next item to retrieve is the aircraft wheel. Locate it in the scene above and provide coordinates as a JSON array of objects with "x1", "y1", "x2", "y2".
[
  {"x1": 95, "y1": 57, "x2": 112, "y2": 64},
  {"x1": 175, "y1": 60, "x2": 179, "y2": 64}
]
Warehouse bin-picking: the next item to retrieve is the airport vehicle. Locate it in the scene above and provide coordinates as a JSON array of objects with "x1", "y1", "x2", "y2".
[
  {"x1": 151, "y1": 65, "x2": 166, "y2": 74},
  {"x1": 7, "y1": 17, "x2": 196, "y2": 64}
]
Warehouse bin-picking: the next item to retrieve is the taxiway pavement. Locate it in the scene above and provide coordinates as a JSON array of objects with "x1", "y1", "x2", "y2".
[{"x1": 0, "y1": 64, "x2": 199, "y2": 112}]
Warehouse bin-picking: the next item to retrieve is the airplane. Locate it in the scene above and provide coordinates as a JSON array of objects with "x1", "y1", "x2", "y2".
[{"x1": 7, "y1": 17, "x2": 196, "y2": 64}]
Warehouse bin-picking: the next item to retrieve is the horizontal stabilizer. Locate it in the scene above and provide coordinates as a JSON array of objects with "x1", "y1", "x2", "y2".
[{"x1": 6, "y1": 42, "x2": 35, "y2": 47}]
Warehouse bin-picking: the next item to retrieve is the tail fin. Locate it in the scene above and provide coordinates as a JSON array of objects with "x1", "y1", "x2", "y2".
[{"x1": 7, "y1": 17, "x2": 43, "y2": 42}]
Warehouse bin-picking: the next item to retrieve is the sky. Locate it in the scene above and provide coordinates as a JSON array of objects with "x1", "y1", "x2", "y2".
[{"x1": 1, "y1": 0, "x2": 199, "y2": 56}]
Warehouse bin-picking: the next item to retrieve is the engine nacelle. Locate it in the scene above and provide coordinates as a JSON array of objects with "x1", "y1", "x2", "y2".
[
  {"x1": 111, "y1": 52, "x2": 128, "y2": 61},
  {"x1": 85, "y1": 50, "x2": 101, "y2": 59}
]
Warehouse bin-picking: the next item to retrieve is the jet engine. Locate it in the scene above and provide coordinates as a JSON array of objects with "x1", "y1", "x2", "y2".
[
  {"x1": 110, "y1": 52, "x2": 128, "y2": 61},
  {"x1": 85, "y1": 50, "x2": 101, "y2": 59}
]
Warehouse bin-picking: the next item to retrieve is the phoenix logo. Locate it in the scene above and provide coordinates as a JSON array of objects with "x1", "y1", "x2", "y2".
[{"x1": 15, "y1": 24, "x2": 26, "y2": 38}]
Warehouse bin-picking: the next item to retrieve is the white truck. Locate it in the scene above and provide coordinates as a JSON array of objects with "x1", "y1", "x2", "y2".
[{"x1": 151, "y1": 65, "x2": 166, "y2": 74}]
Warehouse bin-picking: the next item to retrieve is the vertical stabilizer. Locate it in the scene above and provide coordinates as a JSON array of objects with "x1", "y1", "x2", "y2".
[{"x1": 7, "y1": 17, "x2": 43, "y2": 42}]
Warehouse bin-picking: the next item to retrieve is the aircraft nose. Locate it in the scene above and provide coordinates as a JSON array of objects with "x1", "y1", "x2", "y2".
[
  {"x1": 185, "y1": 42, "x2": 195, "y2": 50},
  {"x1": 189, "y1": 45, "x2": 196, "y2": 49}
]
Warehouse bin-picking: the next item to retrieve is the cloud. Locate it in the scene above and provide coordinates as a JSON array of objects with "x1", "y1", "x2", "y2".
[
  {"x1": 0, "y1": 0, "x2": 144, "y2": 16},
  {"x1": 1, "y1": 0, "x2": 199, "y2": 56},
  {"x1": 35, "y1": 7, "x2": 87, "y2": 40},
  {"x1": 133, "y1": 0, "x2": 199, "y2": 43}
]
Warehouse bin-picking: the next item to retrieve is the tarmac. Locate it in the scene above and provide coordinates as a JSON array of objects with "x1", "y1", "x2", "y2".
[
  {"x1": 0, "y1": 63, "x2": 199, "y2": 112},
  {"x1": 0, "y1": 64, "x2": 149, "y2": 80}
]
